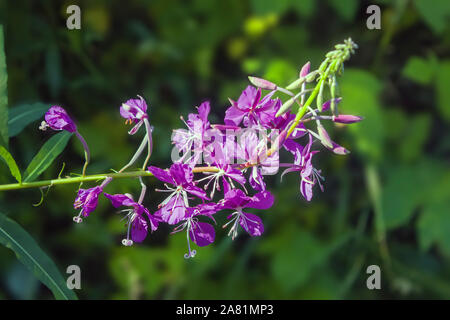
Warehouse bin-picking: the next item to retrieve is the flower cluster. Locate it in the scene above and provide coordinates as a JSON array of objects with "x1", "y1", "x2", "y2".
[{"x1": 42, "y1": 39, "x2": 360, "y2": 258}]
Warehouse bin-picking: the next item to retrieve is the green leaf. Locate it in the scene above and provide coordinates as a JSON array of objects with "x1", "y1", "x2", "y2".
[
  {"x1": 271, "y1": 229, "x2": 352, "y2": 292},
  {"x1": 417, "y1": 199, "x2": 450, "y2": 255},
  {"x1": 0, "y1": 145, "x2": 21, "y2": 183},
  {"x1": 402, "y1": 56, "x2": 436, "y2": 85},
  {"x1": 435, "y1": 60, "x2": 450, "y2": 122},
  {"x1": 397, "y1": 113, "x2": 431, "y2": 162},
  {"x1": 328, "y1": 0, "x2": 358, "y2": 22},
  {"x1": 0, "y1": 212, "x2": 77, "y2": 300},
  {"x1": 250, "y1": 0, "x2": 290, "y2": 16},
  {"x1": 0, "y1": 25, "x2": 8, "y2": 148},
  {"x1": 23, "y1": 131, "x2": 72, "y2": 182},
  {"x1": 413, "y1": 0, "x2": 450, "y2": 34},
  {"x1": 291, "y1": 0, "x2": 316, "y2": 18},
  {"x1": 8, "y1": 103, "x2": 50, "y2": 137},
  {"x1": 339, "y1": 69, "x2": 384, "y2": 161}
]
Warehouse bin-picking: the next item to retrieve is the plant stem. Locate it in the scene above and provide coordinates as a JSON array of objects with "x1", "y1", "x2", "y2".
[
  {"x1": 0, "y1": 167, "x2": 220, "y2": 192},
  {"x1": 75, "y1": 131, "x2": 90, "y2": 177}
]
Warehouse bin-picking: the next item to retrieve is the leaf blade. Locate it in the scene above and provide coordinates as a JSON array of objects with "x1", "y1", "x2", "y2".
[
  {"x1": 0, "y1": 212, "x2": 77, "y2": 300},
  {"x1": 8, "y1": 103, "x2": 50, "y2": 137},
  {"x1": 0, "y1": 145, "x2": 21, "y2": 183},
  {"x1": 23, "y1": 131, "x2": 72, "y2": 182}
]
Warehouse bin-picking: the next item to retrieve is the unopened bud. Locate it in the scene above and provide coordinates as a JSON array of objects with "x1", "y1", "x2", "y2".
[
  {"x1": 332, "y1": 114, "x2": 363, "y2": 124},
  {"x1": 248, "y1": 76, "x2": 277, "y2": 90},
  {"x1": 276, "y1": 91, "x2": 302, "y2": 117},
  {"x1": 286, "y1": 77, "x2": 306, "y2": 90},
  {"x1": 317, "y1": 81, "x2": 325, "y2": 112},
  {"x1": 322, "y1": 98, "x2": 342, "y2": 112},
  {"x1": 330, "y1": 141, "x2": 350, "y2": 155},
  {"x1": 299, "y1": 61, "x2": 311, "y2": 78},
  {"x1": 305, "y1": 71, "x2": 319, "y2": 83},
  {"x1": 317, "y1": 123, "x2": 333, "y2": 149}
]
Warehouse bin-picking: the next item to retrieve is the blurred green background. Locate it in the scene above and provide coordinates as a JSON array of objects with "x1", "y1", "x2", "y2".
[{"x1": 0, "y1": 0, "x2": 450, "y2": 299}]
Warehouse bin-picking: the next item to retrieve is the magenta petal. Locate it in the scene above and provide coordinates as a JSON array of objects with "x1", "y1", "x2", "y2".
[
  {"x1": 169, "y1": 163, "x2": 193, "y2": 186},
  {"x1": 224, "y1": 105, "x2": 246, "y2": 126},
  {"x1": 144, "y1": 208, "x2": 159, "y2": 232},
  {"x1": 240, "y1": 212, "x2": 264, "y2": 237},
  {"x1": 185, "y1": 185, "x2": 209, "y2": 200},
  {"x1": 300, "y1": 180, "x2": 313, "y2": 201},
  {"x1": 247, "y1": 190, "x2": 274, "y2": 210},
  {"x1": 104, "y1": 193, "x2": 135, "y2": 208},
  {"x1": 148, "y1": 166, "x2": 175, "y2": 184},
  {"x1": 158, "y1": 194, "x2": 187, "y2": 225},
  {"x1": 221, "y1": 189, "x2": 249, "y2": 209},
  {"x1": 189, "y1": 222, "x2": 215, "y2": 247},
  {"x1": 197, "y1": 101, "x2": 211, "y2": 123},
  {"x1": 131, "y1": 215, "x2": 148, "y2": 243}
]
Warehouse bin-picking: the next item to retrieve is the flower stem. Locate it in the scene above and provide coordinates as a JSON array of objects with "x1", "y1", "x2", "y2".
[
  {"x1": 0, "y1": 167, "x2": 220, "y2": 192},
  {"x1": 75, "y1": 131, "x2": 90, "y2": 177}
]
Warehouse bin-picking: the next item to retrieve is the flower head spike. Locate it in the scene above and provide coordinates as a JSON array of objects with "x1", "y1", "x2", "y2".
[
  {"x1": 120, "y1": 95, "x2": 148, "y2": 135},
  {"x1": 219, "y1": 189, "x2": 274, "y2": 239},
  {"x1": 73, "y1": 186, "x2": 103, "y2": 223},
  {"x1": 149, "y1": 163, "x2": 209, "y2": 225},
  {"x1": 41, "y1": 106, "x2": 77, "y2": 133},
  {"x1": 104, "y1": 193, "x2": 159, "y2": 246}
]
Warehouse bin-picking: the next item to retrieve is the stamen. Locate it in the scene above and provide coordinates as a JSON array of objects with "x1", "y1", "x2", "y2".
[{"x1": 39, "y1": 121, "x2": 49, "y2": 131}]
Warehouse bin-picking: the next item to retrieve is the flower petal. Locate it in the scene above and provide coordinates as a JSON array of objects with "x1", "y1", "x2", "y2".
[
  {"x1": 240, "y1": 212, "x2": 264, "y2": 237},
  {"x1": 189, "y1": 222, "x2": 215, "y2": 247}
]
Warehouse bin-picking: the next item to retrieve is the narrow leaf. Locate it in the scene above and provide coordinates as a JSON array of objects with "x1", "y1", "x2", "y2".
[
  {"x1": 8, "y1": 102, "x2": 50, "y2": 138},
  {"x1": 0, "y1": 25, "x2": 8, "y2": 147},
  {"x1": 0, "y1": 212, "x2": 77, "y2": 300},
  {"x1": 23, "y1": 131, "x2": 72, "y2": 182},
  {"x1": 8, "y1": 103, "x2": 50, "y2": 137},
  {"x1": 0, "y1": 145, "x2": 21, "y2": 183}
]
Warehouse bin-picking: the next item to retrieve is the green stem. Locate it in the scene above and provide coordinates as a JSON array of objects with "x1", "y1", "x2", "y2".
[
  {"x1": 0, "y1": 167, "x2": 220, "y2": 192},
  {"x1": 286, "y1": 60, "x2": 336, "y2": 138}
]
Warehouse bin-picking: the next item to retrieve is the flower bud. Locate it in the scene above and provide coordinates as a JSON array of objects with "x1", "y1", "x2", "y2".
[
  {"x1": 330, "y1": 141, "x2": 350, "y2": 155},
  {"x1": 299, "y1": 61, "x2": 310, "y2": 78},
  {"x1": 285, "y1": 77, "x2": 306, "y2": 90},
  {"x1": 317, "y1": 123, "x2": 333, "y2": 149},
  {"x1": 321, "y1": 97, "x2": 342, "y2": 112},
  {"x1": 248, "y1": 76, "x2": 277, "y2": 90},
  {"x1": 305, "y1": 71, "x2": 319, "y2": 83},
  {"x1": 317, "y1": 81, "x2": 325, "y2": 111},
  {"x1": 332, "y1": 114, "x2": 363, "y2": 124},
  {"x1": 276, "y1": 91, "x2": 302, "y2": 117}
]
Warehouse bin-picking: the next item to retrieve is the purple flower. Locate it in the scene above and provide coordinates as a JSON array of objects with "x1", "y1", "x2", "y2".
[
  {"x1": 149, "y1": 163, "x2": 209, "y2": 225},
  {"x1": 73, "y1": 186, "x2": 103, "y2": 223},
  {"x1": 225, "y1": 86, "x2": 280, "y2": 127},
  {"x1": 120, "y1": 95, "x2": 148, "y2": 135},
  {"x1": 171, "y1": 203, "x2": 219, "y2": 258},
  {"x1": 41, "y1": 106, "x2": 77, "y2": 133},
  {"x1": 199, "y1": 162, "x2": 247, "y2": 198},
  {"x1": 219, "y1": 189, "x2": 274, "y2": 239},
  {"x1": 104, "y1": 193, "x2": 159, "y2": 246},
  {"x1": 172, "y1": 101, "x2": 217, "y2": 164},
  {"x1": 281, "y1": 134, "x2": 323, "y2": 201},
  {"x1": 237, "y1": 129, "x2": 280, "y2": 191}
]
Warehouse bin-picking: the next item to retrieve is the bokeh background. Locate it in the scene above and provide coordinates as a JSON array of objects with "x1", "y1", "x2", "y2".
[{"x1": 0, "y1": 0, "x2": 450, "y2": 299}]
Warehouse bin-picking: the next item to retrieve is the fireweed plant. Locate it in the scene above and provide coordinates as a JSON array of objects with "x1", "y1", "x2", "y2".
[{"x1": 0, "y1": 39, "x2": 361, "y2": 259}]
